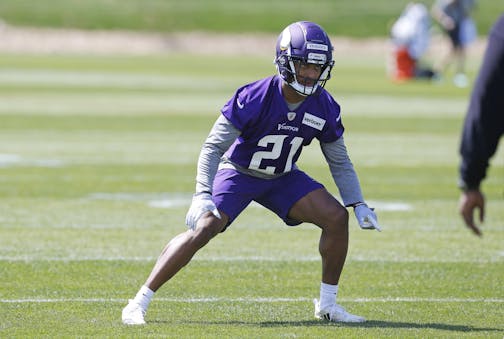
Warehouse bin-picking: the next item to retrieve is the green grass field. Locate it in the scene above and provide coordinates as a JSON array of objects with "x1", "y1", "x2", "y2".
[{"x1": 0, "y1": 49, "x2": 503, "y2": 338}]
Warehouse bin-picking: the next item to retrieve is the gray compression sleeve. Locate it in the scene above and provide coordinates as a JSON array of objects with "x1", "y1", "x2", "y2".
[
  {"x1": 195, "y1": 115, "x2": 241, "y2": 193},
  {"x1": 320, "y1": 137, "x2": 364, "y2": 206}
]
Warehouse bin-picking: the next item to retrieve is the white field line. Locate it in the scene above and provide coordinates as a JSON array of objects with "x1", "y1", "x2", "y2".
[
  {"x1": 0, "y1": 255, "x2": 501, "y2": 263},
  {"x1": 87, "y1": 193, "x2": 413, "y2": 211},
  {"x1": 0, "y1": 255, "x2": 503, "y2": 264},
  {"x1": 1, "y1": 297, "x2": 503, "y2": 304},
  {"x1": 0, "y1": 153, "x2": 64, "y2": 168}
]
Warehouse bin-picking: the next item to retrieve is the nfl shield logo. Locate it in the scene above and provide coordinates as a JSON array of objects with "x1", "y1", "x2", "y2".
[{"x1": 287, "y1": 112, "x2": 296, "y2": 121}]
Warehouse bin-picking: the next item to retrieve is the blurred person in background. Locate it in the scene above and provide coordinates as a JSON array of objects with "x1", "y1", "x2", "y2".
[
  {"x1": 458, "y1": 14, "x2": 504, "y2": 236},
  {"x1": 389, "y1": 2, "x2": 438, "y2": 82},
  {"x1": 431, "y1": 0, "x2": 477, "y2": 87},
  {"x1": 121, "y1": 21, "x2": 381, "y2": 325}
]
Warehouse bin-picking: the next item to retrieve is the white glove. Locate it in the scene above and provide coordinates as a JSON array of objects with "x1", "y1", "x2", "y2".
[
  {"x1": 185, "y1": 192, "x2": 221, "y2": 230},
  {"x1": 354, "y1": 203, "x2": 381, "y2": 232}
]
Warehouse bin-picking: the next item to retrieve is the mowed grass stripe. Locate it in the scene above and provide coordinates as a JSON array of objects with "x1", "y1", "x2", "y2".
[
  {"x1": 0, "y1": 93, "x2": 228, "y2": 115},
  {"x1": 1, "y1": 261, "x2": 501, "y2": 300},
  {"x1": 0, "y1": 69, "x2": 241, "y2": 90},
  {"x1": 0, "y1": 92, "x2": 469, "y2": 117}
]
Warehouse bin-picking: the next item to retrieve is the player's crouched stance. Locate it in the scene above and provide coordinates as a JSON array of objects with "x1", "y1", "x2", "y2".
[{"x1": 122, "y1": 21, "x2": 381, "y2": 325}]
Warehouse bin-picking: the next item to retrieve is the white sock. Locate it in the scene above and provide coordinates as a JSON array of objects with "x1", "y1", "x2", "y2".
[
  {"x1": 319, "y1": 282, "x2": 338, "y2": 310},
  {"x1": 132, "y1": 285, "x2": 155, "y2": 310}
]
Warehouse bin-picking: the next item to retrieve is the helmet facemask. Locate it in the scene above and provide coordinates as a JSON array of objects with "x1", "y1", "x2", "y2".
[{"x1": 276, "y1": 55, "x2": 334, "y2": 96}]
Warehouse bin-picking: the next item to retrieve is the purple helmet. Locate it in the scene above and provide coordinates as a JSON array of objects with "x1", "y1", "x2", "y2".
[{"x1": 275, "y1": 21, "x2": 334, "y2": 96}]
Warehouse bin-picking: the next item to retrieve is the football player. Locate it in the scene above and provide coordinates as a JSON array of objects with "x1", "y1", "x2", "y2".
[{"x1": 122, "y1": 21, "x2": 380, "y2": 325}]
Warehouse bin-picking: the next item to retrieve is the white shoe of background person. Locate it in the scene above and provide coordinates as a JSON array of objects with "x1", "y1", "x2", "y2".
[{"x1": 453, "y1": 73, "x2": 469, "y2": 88}]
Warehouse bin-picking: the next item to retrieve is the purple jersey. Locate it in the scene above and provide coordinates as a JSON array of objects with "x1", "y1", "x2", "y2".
[{"x1": 221, "y1": 75, "x2": 344, "y2": 175}]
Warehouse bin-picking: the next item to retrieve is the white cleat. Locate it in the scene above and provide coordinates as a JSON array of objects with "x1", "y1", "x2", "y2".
[
  {"x1": 313, "y1": 299, "x2": 366, "y2": 323},
  {"x1": 122, "y1": 299, "x2": 146, "y2": 325}
]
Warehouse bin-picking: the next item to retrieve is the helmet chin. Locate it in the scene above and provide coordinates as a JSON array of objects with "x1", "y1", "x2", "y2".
[{"x1": 288, "y1": 79, "x2": 318, "y2": 96}]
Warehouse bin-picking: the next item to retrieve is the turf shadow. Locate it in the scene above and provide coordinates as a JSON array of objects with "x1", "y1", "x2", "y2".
[
  {"x1": 259, "y1": 320, "x2": 501, "y2": 332},
  {"x1": 159, "y1": 320, "x2": 502, "y2": 333}
]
